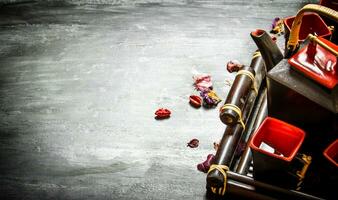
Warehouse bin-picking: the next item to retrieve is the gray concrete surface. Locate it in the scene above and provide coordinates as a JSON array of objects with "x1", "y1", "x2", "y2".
[{"x1": 0, "y1": 0, "x2": 316, "y2": 199}]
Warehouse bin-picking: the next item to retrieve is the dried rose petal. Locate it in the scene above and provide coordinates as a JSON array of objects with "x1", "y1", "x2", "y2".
[
  {"x1": 197, "y1": 154, "x2": 215, "y2": 173},
  {"x1": 193, "y1": 74, "x2": 211, "y2": 84},
  {"x1": 226, "y1": 60, "x2": 243, "y2": 73},
  {"x1": 270, "y1": 17, "x2": 284, "y2": 34},
  {"x1": 200, "y1": 91, "x2": 213, "y2": 104},
  {"x1": 271, "y1": 17, "x2": 281, "y2": 29},
  {"x1": 200, "y1": 90, "x2": 222, "y2": 108},
  {"x1": 207, "y1": 90, "x2": 221, "y2": 104},
  {"x1": 189, "y1": 95, "x2": 202, "y2": 108},
  {"x1": 155, "y1": 108, "x2": 171, "y2": 119},
  {"x1": 187, "y1": 138, "x2": 199, "y2": 148},
  {"x1": 193, "y1": 74, "x2": 213, "y2": 91}
]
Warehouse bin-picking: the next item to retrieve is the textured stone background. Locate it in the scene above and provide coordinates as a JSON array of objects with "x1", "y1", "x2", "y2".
[{"x1": 0, "y1": 0, "x2": 317, "y2": 199}]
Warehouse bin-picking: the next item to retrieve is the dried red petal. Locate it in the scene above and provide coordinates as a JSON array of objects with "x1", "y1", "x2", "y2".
[
  {"x1": 226, "y1": 60, "x2": 243, "y2": 73},
  {"x1": 197, "y1": 154, "x2": 215, "y2": 173},
  {"x1": 155, "y1": 108, "x2": 171, "y2": 119},
  {"x1": 189, "y1": 95, "x2": 202, "y2": 108},
  {"x1": 187, "y1": 138, "x2": 199, "y2": 148}
]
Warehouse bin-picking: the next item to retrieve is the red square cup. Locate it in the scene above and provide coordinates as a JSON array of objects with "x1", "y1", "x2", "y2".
[
  {"x1": 249, "y1": 117, "x2": 306, "y2": 187},
  {"x1": 323, "y1": 139, "x2": 338, "y2": 167}
]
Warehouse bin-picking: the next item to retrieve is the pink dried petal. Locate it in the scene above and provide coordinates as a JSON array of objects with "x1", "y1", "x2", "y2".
[
  {"x1": 193, "y1": 74, "x2": 213, "y2": 91},
  {"x1": 197, "y1": 154, "x2": 215, "y2": 173}
]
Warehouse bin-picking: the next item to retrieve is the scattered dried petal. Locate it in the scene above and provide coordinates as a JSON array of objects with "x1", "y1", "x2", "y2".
[
  {"x1": 187, "y1": 138, "x2": 199, "y2": 148},
  {"x1": 207, "y1": 90, "x2": 221, "y2": 104},
  {"x1": 155, "y1": 108, "x2": 171, "y2": 119},
  {"x1": 270, "y1": 17, "x2": 284, "y2": 35},
  {"x1": 189, "y1": 95, "x2": 202, "y2": 108},
  {"x1": 271, "y1": 17, "x2": 281, "y2": 29},
  {"x1": 200, "y1": 90, "x2": 222, "y2": 108},
  {"x1": 197, "y1": 154, "x2": 215, "y2": 173},
  {"x1": 193, "y1": 74, "x2": 213, "y2": 91},
  {"x1": 226, "y1": 60, "x2": 243, "y2": 73}
]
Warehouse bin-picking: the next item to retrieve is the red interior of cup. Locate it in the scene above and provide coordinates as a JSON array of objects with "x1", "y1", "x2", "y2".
[
  {"x1": 250, "y1": 117, "x2": 306, "y2": 162},
  {"x1": 323, "y1": 139, "x2": 338, "y2": 167},
  {"x1": 284, "y1": 13, "x2": 331, "y2": 41}
]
